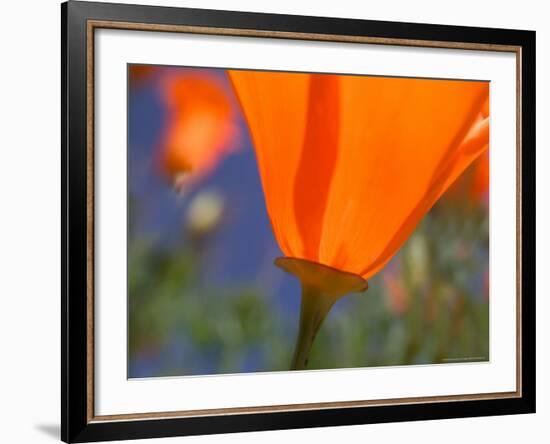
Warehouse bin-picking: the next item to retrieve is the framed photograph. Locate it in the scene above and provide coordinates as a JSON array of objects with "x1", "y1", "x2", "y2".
[{"x1": 61, "y1": 1, "x2": 536, "y2": 442}]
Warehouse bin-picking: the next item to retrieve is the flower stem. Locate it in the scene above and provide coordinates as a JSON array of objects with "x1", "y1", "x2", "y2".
[
  {"x1": 273, "y1": 257, "x2": 368, "y2": 371},
  {"x1": 290, "y1": 283, "x2": 339, "y2": 370}
]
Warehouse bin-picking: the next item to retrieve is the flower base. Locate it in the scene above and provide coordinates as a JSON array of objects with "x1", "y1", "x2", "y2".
[{"x1": 275, "y1": 257, "x2": 368, "y2": 370}]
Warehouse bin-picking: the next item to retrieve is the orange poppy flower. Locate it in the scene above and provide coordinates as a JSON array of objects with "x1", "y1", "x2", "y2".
[
  {"x1": 160, "y1": 73, "x2": 240, "y2": 190},
  {"x1": 229, "y1": 70, "x2": 489, "y2": 369}
]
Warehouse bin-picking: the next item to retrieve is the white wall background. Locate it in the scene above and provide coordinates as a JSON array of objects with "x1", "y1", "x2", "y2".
[{"x1": 0, "y1": 0, "x2": 547, "y2": 443}]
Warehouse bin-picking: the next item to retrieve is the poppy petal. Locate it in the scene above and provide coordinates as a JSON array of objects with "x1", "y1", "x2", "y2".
[
  {"x1": 292, "y1": 74, "x2": 340, "y2": 261},
  {"x1": 228, "y1": 70, "x2": 310, "y2": 257},
  {"x1": 317, "y1": 76, "x2": 489, "y2": 278}
]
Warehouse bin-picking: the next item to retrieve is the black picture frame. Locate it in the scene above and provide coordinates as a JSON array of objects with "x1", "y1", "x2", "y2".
[{"x1": 62, "y1": 1, "x2": 536, "y2": 442}]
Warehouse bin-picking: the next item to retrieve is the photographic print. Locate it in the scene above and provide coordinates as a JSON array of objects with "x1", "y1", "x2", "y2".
[{"x1": 128, "y1": 65, "x2": 490, "y2": 377}]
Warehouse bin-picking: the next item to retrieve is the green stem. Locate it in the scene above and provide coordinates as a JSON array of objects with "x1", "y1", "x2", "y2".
[
  {"x1": 274, "y1": 257, "x2": 368, "y2": 371},
  {"x1": 290, "y1": 284, "x2": 340, "y2": 370}
]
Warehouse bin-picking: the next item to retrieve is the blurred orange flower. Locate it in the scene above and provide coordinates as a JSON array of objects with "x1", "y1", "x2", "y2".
[
  {"x1": 382, "y1": 264, "x2": 410, "y2": 315},
  {"x1": 444, "y1": 97, "x2": 490, "y2": 205},
  {"x1": 229, "y1": 71, "x2": 489, "y2": 281},
  {"x1": 160, "y1": 73, "x2": 240, "y2": 189},
  {"x1": 129, "y1": 65, "x2": 157, "y2": 87},
  {"x1": 471, "y1": 151, "x2": 490, "y2": 203}
]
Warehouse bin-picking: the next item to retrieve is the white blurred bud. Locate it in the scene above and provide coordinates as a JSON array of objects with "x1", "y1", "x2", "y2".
[
  {"x1": 406, "y1": 234, "x2": 429, "y2": 288},
  {"x1": 186, "y1": 190, "x2": 225, "y2": 235}
]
